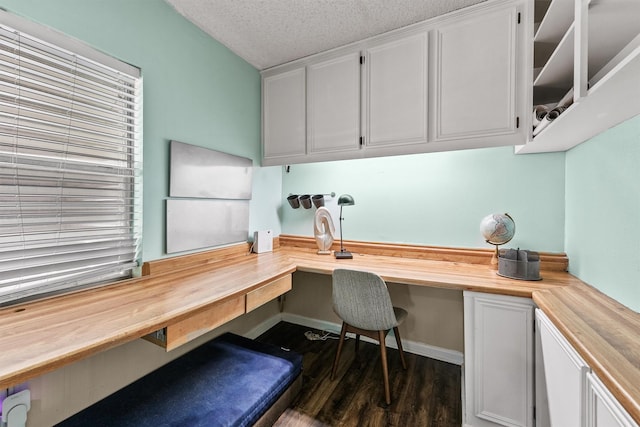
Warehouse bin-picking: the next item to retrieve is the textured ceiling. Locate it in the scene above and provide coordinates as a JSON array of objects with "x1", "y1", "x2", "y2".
[{"x1": 165, "y1": 0, "x2": 487, "y2": 70}]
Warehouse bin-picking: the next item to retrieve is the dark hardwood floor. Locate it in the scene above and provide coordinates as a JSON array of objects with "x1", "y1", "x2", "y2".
[{"x1": 256, "y1": 322, "x2": 462, "y2": 427}]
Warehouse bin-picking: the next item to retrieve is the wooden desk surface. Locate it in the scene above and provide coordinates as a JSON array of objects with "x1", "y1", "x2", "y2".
[
  {"x1": 0, "y1": 251, "x2": 295, "y2": 391},
  {"x1": 0, "y1": 239, "x2": 638, "y2": 423},
  {"x1": 281, "y1": 247, "x2": 580, "y2": 297},
  {"x1": 534, "y1": 284, "x2": 640, "y2": 424}
]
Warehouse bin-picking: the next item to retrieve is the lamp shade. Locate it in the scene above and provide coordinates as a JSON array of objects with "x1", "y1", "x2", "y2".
[{"x1": 337, "y1": 194, "x2": 355, "y2": 206}]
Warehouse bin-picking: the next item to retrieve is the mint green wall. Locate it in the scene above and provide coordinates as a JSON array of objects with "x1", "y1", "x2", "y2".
[
  {"x1": 0, "y1": 0, "x2": 282, "y2": 261},
  {"x1": 282, "y1": 146, "x2": 566, "y2": 252},
  {"x1": 4, "y1": 1, "x2": 636, "y2": 312},
  {"x1": 565, "y1": 115, "x2": 640, "y2": 312}
]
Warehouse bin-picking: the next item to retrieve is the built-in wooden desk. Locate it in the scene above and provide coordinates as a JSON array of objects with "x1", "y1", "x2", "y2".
[
  {"x1": 534, "y1": 284, "x2": 640, "y2": 424},
  {"x1": 0, "y1": 248, "x2": 295, "y2": 390},
  {"x1": 0, "y1": 236, "x2": 638, "y2": 423},
  {"x1": 281, "y1": 247, "x2": 578, "y2": 298}
]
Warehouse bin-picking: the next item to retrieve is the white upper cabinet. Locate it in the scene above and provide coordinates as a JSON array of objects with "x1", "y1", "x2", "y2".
[
  {"x1": 364, "y1": 31, "x2": 428, "y2": 149},
  {"x1": 518, "y1": 0, "x2": 640, "y2": 154},
  {"x1": 260, "y1": 0, "x2": 530, "y2": 166},
  {"x1": 262, "y1": 67, "x2": 306, "y2": 162},
  {"x1": 307, "y1": 51, "x2": 362, "y2": 155},
  {"x1": 432, "y1": 3, "x2": 525, "y2": 146}
]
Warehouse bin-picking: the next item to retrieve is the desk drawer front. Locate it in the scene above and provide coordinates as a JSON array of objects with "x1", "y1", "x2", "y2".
[
  {"x1": 246, "y1": 275, "x2": 292, "y2": 312},
  {"x1": 165, "y1": 295, "x2": 245, "y2": 350}
]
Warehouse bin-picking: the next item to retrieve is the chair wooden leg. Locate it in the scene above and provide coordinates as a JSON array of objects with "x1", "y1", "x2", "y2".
[
  {"x1": 331, "y1": 322, "x2": 348, "y2": 380},
  {"x1": 394, "y1": 326, "x2": 407, "y2": 370},
  {"x1": 378, "y1": 330, "x2": 391, "y2": 405},
  {"x1": 355, "y1": 334, "x2": 360, "y2": 354}
]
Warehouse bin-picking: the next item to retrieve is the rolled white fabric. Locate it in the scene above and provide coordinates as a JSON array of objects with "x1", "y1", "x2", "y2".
[
  {"x1": 532, "y1": 106, "x2": 565, "y2": 136},
  {"x1": 533, "y1": 115, "x2": 551, "y2": 136},
  {"x1": 556, "y1": 88, "x2": 574, "y2": 109},
  {"x1": 547, "y1": 106, "x2": 565, "y2": 119},
  {"x1": 532, "y1": 105, "x2": 549, "y2": 127}
]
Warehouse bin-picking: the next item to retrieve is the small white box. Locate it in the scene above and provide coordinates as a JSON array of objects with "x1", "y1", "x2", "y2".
[{"x1": 253, "y1": 230, "x2": 273, "y2": 253}]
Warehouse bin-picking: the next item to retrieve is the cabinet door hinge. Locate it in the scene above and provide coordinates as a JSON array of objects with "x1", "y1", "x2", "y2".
[
  {"x1": 516, "y1": 116, "x2": 520, "y2": 128},
  {"x1": 359, "y1": 136, "x2": 364, "y2": 146},
  {"x1": 360, "y1": 55, "x2": 365, "y2": 65},
  {"x1": 517, "y1": 12, "x2": 521, "y2": 24}
]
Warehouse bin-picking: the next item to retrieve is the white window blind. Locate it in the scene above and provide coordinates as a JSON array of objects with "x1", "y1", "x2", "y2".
[{"x1": 0, "y1": 16, "x2": 142, "y2": 305}]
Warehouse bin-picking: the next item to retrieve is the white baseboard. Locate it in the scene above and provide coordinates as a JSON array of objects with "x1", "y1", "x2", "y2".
[
  {"x1": 244, "y1": 313, "x2": 284, "y2": 339},
  {"x1": 249, "y1": 313, "x2": 464, "y2": 366}
]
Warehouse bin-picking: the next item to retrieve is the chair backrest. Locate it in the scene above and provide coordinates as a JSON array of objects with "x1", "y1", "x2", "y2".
[{"x1": 332, "y1": 269, "x2": 398, "y2": 331}]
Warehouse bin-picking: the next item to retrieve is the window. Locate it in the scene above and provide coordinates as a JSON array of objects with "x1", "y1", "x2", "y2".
[{"x1": 0, "y1": 12, "x2": 142, "y2": 305}]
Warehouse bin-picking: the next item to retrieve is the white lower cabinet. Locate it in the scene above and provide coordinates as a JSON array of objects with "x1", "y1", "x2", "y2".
[
  {"x1": 536, "y1": 309, "x2": 638, "y2": 427},
  {"x1": 537, "y1": 308, "x2": 589, "y2": 427},
  {"x1": 586, "y1": 372, "x2": 639, "y2": 427},
  {"x1": 464, "y1": 291, "x2": 535, "y2": 427}
]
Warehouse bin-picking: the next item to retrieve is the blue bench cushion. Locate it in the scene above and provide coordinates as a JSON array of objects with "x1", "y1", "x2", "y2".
[{"x1": 56, "y1": 333, "x2": 302, "y2": 427}]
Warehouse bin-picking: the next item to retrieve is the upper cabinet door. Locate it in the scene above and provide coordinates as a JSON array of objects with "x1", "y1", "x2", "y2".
[
  {"x1": 307, "y1": 51, "x2": 361, "y2": 154},
  {"x1": 262, "y1": 67, "x2": 306, "y2": 162},
  {"x1": 365, "y1": 31, "x2": 428, "y2": 148},
  {"x1": 432, "y1": 3, "x2": 521, "y2": 143}
]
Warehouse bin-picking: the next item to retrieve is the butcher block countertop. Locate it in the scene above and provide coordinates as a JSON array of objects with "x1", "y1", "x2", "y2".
[
  {"x1": 533, "y1": 284, "x2": 640, "y2": 424},
  {"x1": 0, "y1": 235, "x2": 638, "y2": 423}
]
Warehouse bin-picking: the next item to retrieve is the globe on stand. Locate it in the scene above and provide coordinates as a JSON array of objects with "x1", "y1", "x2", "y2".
[{"x1": 480, "y1": 213, "x2": 515, "y2": 268}]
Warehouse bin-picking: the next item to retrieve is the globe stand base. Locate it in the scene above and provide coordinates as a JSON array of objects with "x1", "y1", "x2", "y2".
[{"x1": 490, "y1": 245, "x2": 500, "y2": 270}]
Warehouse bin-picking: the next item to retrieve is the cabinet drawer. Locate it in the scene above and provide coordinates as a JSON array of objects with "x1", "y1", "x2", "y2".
[
  {"x1": 164, "y1": 294, "x2": 245, "y2": 351},
  {"x1": 246, "y1": 275, "x2": 292, "y2": 312}
]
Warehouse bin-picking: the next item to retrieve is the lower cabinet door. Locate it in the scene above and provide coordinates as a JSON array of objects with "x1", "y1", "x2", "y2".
[
  {"x1": 537, "y1": 308, "x2": 589, "y2": 427},
  {"x1": 586, "y1": 372, "x2": 639, "y2": 427},
  {"x1": 464, "y1": 291, "x2": 535, "y2": 427}
]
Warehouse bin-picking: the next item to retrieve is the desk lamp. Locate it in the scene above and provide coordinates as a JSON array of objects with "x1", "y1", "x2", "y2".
[{"x1": 335, "y1": 194, "x2": 355, "y2": 259}]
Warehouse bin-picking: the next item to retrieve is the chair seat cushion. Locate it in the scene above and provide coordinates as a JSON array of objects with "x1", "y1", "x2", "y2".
[{"x1": 56, "y1": 333, "x2": 302, "y2": 427}]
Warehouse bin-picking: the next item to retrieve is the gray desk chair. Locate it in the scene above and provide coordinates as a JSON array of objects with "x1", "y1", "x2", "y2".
[{"x1": 330, "y1": 268, "x2": 408, "y2": 405}]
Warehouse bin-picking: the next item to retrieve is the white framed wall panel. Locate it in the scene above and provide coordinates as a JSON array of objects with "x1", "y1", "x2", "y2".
[{"x1": 166, "y1": 200, "x2": 249, "y2": 253}]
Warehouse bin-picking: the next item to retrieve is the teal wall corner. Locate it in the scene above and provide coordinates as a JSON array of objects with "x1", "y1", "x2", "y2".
[{"x1": 565, "y1": 114, "x2": 640, "y2": 312}]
